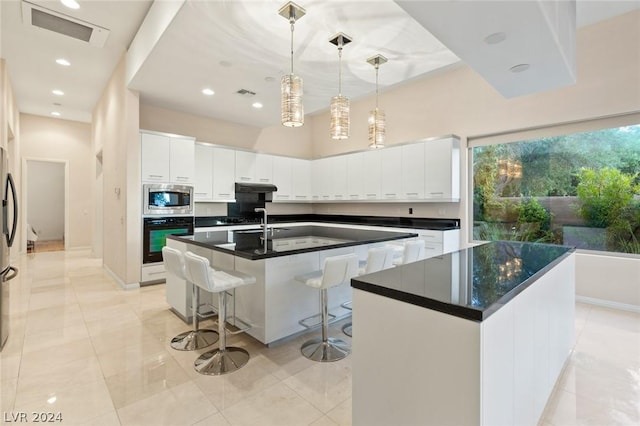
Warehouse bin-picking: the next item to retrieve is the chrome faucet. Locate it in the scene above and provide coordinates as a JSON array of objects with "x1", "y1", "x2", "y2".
[{"x1": 254, "y1": 208, "x2": 268, "y2": 244}]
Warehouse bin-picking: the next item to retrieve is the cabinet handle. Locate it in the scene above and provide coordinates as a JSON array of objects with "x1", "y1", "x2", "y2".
[
  {"x1": 240, "y1": 177, "x2": 251, "y2": 181},
  {"x1": 148, "y1": 174, "x2": 163, "y2": 178},
  {"x1": 194, "y1": 192, "x2": 208, "y2": 195},
  {"x1": 430, "y1": 192, "x2": 444, "y2": 195},
  {"x1": 385, "y1": 194, "x2": 397, "y2": 197},
  {"x1": 350, "y1": 195, "x2": 359, "y2": 198},
  {"x1": 406, "y1": 192, "x2": 418, "y2": 196},
  {"x1": 295, "y1": 195, "x2": 306, "y2": 199},
  {"x1": 176, "y1": 176, "x2": 188, "y2": 180},
  {"x1": 423, "y1": 235, "x2": 436, "y2": 239},
  {"x1": 322, "y1": 195, "x2": 330, "y2": 199},
  {"x1": 218, "y1": 193, "x2": 231, "y2": 197},
  {"x1": 148, "y1": 271, "x2": 165, "y2": 275},
  {"x1": 259, "y1": 178, "x2": 270, "y2": 182},
  {"x1": 334, "y1": 195, "x2": 343, "y2": 199},
  {"x1": 425, "y1": 247, "x2": 437, "y2": 250}
]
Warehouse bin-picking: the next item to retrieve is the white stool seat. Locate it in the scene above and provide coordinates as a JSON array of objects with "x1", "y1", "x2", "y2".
[
  {"x1": 296, "y1": 253, "x2": 358, "y2": 362},
  {"x1": 184, "y1": 251, "x2": 255, "y2": 376},
  {"x1": 392, "y1": 239, "x2": 426, "y2": 266},
  {"x1": 162, "y1": 246, "x2": 218, "y2": 351}
]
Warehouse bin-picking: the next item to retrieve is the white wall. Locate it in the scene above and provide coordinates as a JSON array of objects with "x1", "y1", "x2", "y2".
[
  {"x1": 26, "y1": 160, "x2": 64, "y2": 241},
  {"x1": 575, "y1": 253, "x2": 640, "y2": 310}
]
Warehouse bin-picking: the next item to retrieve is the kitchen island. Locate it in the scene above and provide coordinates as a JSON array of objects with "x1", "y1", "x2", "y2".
[
  {"x1": 166, "y1": 225, "x2": 417, "y2": 344},
  {"x1": 351, "y1": 241, "x2": 575, "y2": 426}
]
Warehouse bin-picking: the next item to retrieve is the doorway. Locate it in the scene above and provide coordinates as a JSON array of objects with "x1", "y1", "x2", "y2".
[{"x1": 24, "y1": 159, "x2": 68, "y2": 253}]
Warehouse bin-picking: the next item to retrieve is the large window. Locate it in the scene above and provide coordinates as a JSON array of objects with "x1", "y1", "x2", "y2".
[{"x1": 472, "y1": 124, "x2": 640, "y2": 254}]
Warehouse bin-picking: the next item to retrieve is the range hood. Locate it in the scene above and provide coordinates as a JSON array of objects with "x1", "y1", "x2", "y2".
[{"x1": 235, "y1": 182, "x2": 278, "y2": 193}]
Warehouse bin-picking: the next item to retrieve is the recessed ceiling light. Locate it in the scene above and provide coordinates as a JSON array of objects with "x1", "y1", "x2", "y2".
[
  {"x1": 484, "y1": 32, "x2": 506, "y2": 45},
  {"x1": 510, "y1": 64, "x2": 530, "y2": 73},
  {"x1": 252, "y1": 102, "x2": 263, "y2": 109},
  {"x1": 60, "y1": 0, "x2": 80, "y2": 10},
  {"x1": 264, "y1": 76, "x2": 275, "y2": 83},
  {"x1": 55, "y1": 58, "x2": 71, "y2": 66},
  {"x1": 51, "y1": 112, "x2": 61, "y2": 117},
  {"x1": 202, "y1": 88, "x2": 215, "y2": 96},
  {"x1": 52, "y1": 89, "x2": 64, "y2": 96}
]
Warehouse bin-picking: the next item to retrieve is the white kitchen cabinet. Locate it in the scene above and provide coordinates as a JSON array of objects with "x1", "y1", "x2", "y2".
[
  {"x1": 256, "y1": 154, "x2": 274, "y2": 184},
  {"x1": 313, "y1": 158, "x2": 331, "y2": 201},
  {"x1": 291, "y1": 158, "x2": 311, "y2": 201},
  {"x1": 212, "y1": 147, "x2": 235, "y2": 201},
  {"x1": 235, "y1": 150, "x2": 256, "y2": 183},
  {"x1": 194, "y1": 144, "x2": 213, "y2": 200},
  {"x1": 346, "y1": 153, "x2": 364, "y2": 200},
  {"x1": 272, "y1": 156, "x2": 292, "y2": 201},
  {"x1": 362, "y1": 150, "x2": 381, "y2": 200},
  {"x1": 235, "y1": 151, "x2": 273, "y2": 184},
  {"x1": 380, "y1": 145, "x2": 402, "y2": 199},
  {"x1": 141, "y1": 132, "x2": 195, "y2": 184},
  {"x1": 328, "y1": 156, "x2": 348, "y2": 200},
  {"x1": 424, "y1": 137, "x2": 460, "y2": 200},
  {"x1": 401, "y1": 142, "x2": 425, "y2": 199},
  {"x1": 140, "y1": 133, "x2": 170, "y2": 182},
  {"x1": 169, "y1": 137, "x2": 195, "y2": 183}
]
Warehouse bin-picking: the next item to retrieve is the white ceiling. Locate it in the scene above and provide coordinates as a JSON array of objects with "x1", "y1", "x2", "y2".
[{"x1": 1, "y1": 0, "x2": 639, "y2": 126}]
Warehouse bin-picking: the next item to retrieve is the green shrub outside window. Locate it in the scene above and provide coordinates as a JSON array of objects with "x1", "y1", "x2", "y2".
[{"x1": 472, "y1": 125, "x2": 640, "y2": 254}]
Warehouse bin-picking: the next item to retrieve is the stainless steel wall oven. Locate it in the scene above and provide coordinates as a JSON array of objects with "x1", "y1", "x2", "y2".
[{"x1": 142, "y1": 216, "x2": 194, "y2": 264}]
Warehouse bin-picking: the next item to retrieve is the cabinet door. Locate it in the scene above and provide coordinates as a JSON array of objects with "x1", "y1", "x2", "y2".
[
  {"x1": 362, "y1": 150, "x2": 381, "y2": 200},
  {"x1": 140, "y1": 133, "x2": 170, "y2": 182},
  {"x1": 212, "y1": 147, "x2": 235, "y2": 200},
  {"x1": 402, "y1": 143, "x2": 425, "y2": 199},
  {"x1": 328, "y1": 156, "x2": 348, "y2": 200},
  {"x1": 292, "y1": 158, "x2": 311, "y2": 201},
  {"x1": 256, "y1": 154, "x2": 274, "y2": 184},
  {"x1": 194, "y1": 144, "x2": 213, "y2": 200},
  {"x1": 272, "y1": 156, "x2": 292, "y2": 201},
  {"x1": 235, "y1": 151, "x2": 256, "y2": 183},
  {"x1": 425, "y1": 137, "x2": 460, "y2": 200},
  {"x1": 315, "y1": 158, "x2": 331, "y2": 201},
  {"x1": 346, "y1": 153, "x2": 364, "y2": 200},
  {"x1": 380, "y1": 146, "x2": 402, "y2": 199},
  {"x1": 169, "y1": 137, "x2": 195, "y2": 183}
]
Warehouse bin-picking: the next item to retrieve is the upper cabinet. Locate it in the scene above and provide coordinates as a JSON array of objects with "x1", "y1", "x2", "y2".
[
  {"x1": 401, "y1": 143, "x2": 426, "y2": 199},
  {"x1": 194, "y1": 144, "x2": 213, "y2": 200},
  {"x1": 424, "y1": 137, "x2": 460, "y2": 201},
  {"x1": 380, "y1": 146, "x2": 403, "y2": 200},
  {"x1": 272, "y1": 156, "x2": 293, "y2": 201},
  {"x1": 141, "y1": 132, "x2": 194, "y2": 183},
  {"x1": 235, "y1": 151, "x2": 273, "y2": 184},
  {"x1": 291, "y1": 158, "x2": 311, "y2": 201},
  {"x1": 212, "y1": 147, "x2": 236, "y2": 201}
]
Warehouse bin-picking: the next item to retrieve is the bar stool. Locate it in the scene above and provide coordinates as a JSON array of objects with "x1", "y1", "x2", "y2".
[
  {"x1": 392, "y1": 239, "x2": 426, "y2": 266},
  {"x1": 295, "y1": 253, "x2": 359, "y2": 362},
  {"x1": 343, "y1": 246, "x2": 396, "y2": 336},
  {"x1": 162, "y1": 247, "x2": 218, "y2": 351},
  {"x1": 184, "y1": 251, "x2": 256, "y2": 375}
]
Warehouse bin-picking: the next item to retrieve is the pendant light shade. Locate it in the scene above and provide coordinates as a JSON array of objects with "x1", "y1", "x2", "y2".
[
  {"x1": 279, "y1": 2, "x2": 306, "y2": 128},
  {"x1": 329, "y1": 33, "x2": 352, "y2": 140},
  {"x1": 368, "y1": 108, "x2": 385, "y2": 148},
  {"x1": 281, "y1": 74, "x2": 304, "y2": 127},
  {"x1": 367, "y1": 54, "x2": 387, "y2": 149}
]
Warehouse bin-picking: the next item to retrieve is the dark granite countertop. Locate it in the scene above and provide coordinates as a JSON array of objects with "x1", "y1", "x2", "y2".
[
  {"x1": 167, "y1": 225, "x2": 418, "y2": 260},
  {"x1": 352, "y1": 241, "x2": 575, "y2": 322},
  {"x1": 194, "y1": 214, "x2": 460, "y2": 231}
]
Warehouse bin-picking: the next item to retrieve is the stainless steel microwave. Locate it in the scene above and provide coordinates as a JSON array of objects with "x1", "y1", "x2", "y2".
[{"x1": 143, "y1": 184, "x2": 193, "y2": 216}]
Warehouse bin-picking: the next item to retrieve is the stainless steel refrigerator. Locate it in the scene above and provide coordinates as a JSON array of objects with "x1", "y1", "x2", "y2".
[{"x1": 0, "y1": 147, "x2": 18, "y2": 351}]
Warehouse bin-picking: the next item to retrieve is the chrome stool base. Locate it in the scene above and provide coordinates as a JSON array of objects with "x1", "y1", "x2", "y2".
[
  {"x1": 342, "y1": 323, "x2": 352, "y2": 337},
  {"x1": 170, "y1": 329, "x2": 218, "y2": 351},
  {"x1": 301, "y1": 337, "x2": 350, "y2": 362},
  {"x1": 194, "y1": 347, "x2": 250, "y2": 375}
]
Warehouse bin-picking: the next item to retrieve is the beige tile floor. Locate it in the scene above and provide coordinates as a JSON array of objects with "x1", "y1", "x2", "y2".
[{"x1": 0, "y1": 250, "x2": 638, "y2": 426}]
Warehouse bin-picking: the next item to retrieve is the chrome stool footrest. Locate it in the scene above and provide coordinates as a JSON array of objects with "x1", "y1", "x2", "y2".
[
  {"x1": 301, "y1": 337, "x2": 350, "y2": 362},
  {"x1": 298, "y1": 312, "x2": 337, "y2": 329}
]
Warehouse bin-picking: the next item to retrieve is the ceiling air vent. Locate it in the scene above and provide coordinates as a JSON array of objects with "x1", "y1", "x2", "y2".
[
  {"x1": 236, "y1": 89, "x2": 257, "y2": 97},
  {"x1": 21, "y1": 1, "x2": 110, "y2": 47}
]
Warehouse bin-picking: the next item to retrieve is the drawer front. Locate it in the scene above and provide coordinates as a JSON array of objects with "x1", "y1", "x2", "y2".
[
  {"x1": 141, "y1": 264, "x2": 166, "y2": 282},
  {"x1": 418, "y1": 230, "x2": 444, "y2": 244}
]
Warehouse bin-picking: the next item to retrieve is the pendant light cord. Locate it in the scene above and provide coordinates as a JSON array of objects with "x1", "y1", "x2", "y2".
[
  {"x1": 338, "y1": 45, "x2": 343, "y2": 95},
  {"x1": 290, "y1": 18, "x2": 295, "y2": 74},
  {"x1": 375, "y1": 64, "x2": 379, "y2": 109}
]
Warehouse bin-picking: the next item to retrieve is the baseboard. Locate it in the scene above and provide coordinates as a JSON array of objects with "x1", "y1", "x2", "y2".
[
  {"x1": 576, "y1": 295, "x2": 640, "y2": 313},
  {"x1": 66, "y1": 245, "x2": 92, "y2": 252},
  {"x1": 103, "y1": 264, "x2": 140, "y2": 290}
]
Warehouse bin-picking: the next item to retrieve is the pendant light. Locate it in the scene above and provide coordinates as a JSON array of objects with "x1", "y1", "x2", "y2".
[
  {"x1": 329, "y1": 33, "x2": 352, "y2": 140},
  {"x1": 367, "y1": 54, "x2": 387, "y2": 149},
  {"x1": 279, "y1": 2, "x2": 306, "y2": 127}
]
